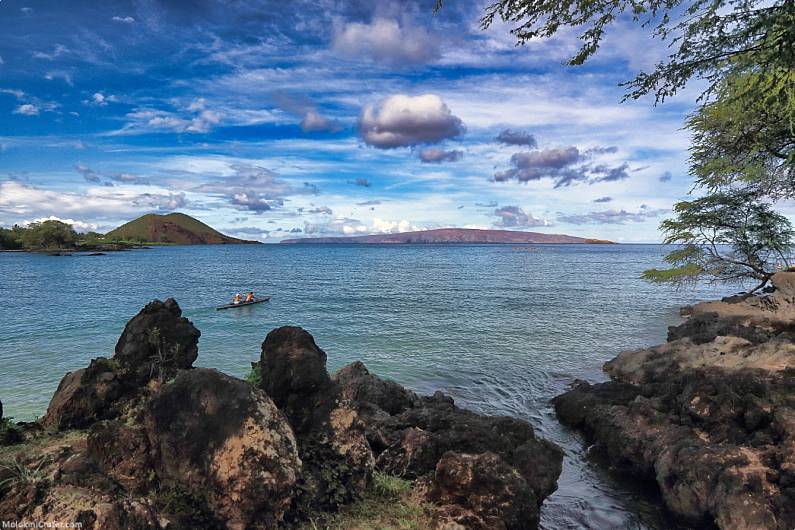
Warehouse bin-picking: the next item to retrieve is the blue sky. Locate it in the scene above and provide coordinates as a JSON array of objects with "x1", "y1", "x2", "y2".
[{"x1": 0, "y1": 0, "x2": 701, "y2": 242}]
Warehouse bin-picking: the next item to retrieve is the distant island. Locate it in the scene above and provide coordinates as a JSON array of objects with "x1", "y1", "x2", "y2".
[
  {"x1": 280, "y1": 228, "x2": 614, "y2": 245},
  {"x1": 105, "y1": 213, "x2": 258, "y2": 245},
  {"x1": 0, "y1": 213, "x2": 257, "y2": 252}
]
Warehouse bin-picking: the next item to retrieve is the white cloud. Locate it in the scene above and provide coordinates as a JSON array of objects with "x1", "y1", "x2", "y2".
[
  {"x1": 112, "y1": 16, "x2": 136, "y2": 23},
  {"x1": 22, "y1": 216, "x2": 99, "y2": 233},
  {"x1": 13, "y1": 104, "x2": 39, "y2": 116},
  {"x1": 300, "y1": 110, "x2": 341, "y2": 133},
  {"x1": 85, "y1": 92, "x2": 118, "y2": 106},
  {"x1": 358, "y1": 94, "x2": 465, "y2": 149},
  {"x1": 44, "y1": 71, "x2": 74, "y2": 86},
  {"x1": 332, "y1": 18, "x2": 440, "y2": 66}
]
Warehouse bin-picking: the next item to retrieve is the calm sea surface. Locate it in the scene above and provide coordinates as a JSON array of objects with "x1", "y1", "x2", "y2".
[{"x1": 0, "y1": 244, "x2": 733, "y2": 529}]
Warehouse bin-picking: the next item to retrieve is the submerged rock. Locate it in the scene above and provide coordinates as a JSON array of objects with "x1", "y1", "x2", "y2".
[{"x1": 554, "y1": 273, "x2": 795, "y2": 529}]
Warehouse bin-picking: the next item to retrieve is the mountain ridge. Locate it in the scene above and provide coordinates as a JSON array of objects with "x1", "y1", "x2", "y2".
[{"x1": 280, "y1": 228, "x2": 614, "y2": 245}]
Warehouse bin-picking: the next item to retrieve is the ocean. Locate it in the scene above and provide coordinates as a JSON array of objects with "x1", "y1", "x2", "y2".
[{"x1": 0, "y1": 244, "x2": 733, "y2": 529}]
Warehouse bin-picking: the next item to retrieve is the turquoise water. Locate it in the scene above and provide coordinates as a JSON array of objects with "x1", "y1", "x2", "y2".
[{"x1": 0, "y1": 244, "x2": 731, "y2": 529}]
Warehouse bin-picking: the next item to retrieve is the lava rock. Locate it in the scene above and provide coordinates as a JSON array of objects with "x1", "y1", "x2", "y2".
[
  {"x1": 145, "y1": 368, "x2": 301, "y2": 528},
  {"x1": 425, "y1": 451, "x2": 539, "y2": 530},
  {"x1": 114, "y1": 298, "x2": 200, "y2": 385}
]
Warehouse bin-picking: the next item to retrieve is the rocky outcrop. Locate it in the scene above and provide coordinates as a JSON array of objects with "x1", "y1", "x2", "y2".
[
  {"x1": 41, "y1": 298, "x2": 200, "y2": 430},
  {"x1": 1, "y1": 300, "x2": 563, "y2": 530},
  {"x1": 554, "y1": 272, "x2": 795, "y2": 530},
  {"x1": 424, "y1": 451, "x2": 539, "y2": 530},
  {"x1": 330, "y1": 355, "x2": 564, "y2": 528},
  {"x1": 258, "y1": 326, "x2": 563, "y2": 527},
  {"x1": 258, "y1": 327, "x2": 377, "y2": 514}
]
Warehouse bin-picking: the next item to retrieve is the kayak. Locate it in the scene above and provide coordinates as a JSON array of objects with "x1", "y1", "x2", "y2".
[{"x1": 216, "y1": 296, "x2": 271, "y2": 310}]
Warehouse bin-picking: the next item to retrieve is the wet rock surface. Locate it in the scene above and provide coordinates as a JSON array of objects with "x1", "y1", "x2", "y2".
[
  {"x1": 1, "y1": 299, "x2": 563, "y2": 529},
  {"x1": 554, "y1": 272, "x2": 795, "y2": 530}
]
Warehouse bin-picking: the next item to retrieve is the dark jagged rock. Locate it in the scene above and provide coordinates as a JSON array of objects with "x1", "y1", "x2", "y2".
[
  {"x1": 424, "y1": 451, "x2": 539, "y2": 530},
  {"x1": 554, "y1": 273, "x2": 795, "y2": 530},
  {"x1": 259, "y1": 327, "x2": 374, "y2": 514},
  {"x1": 42, "y1": 299, "x2": 200, "y2": 430},
  {"x1": 332, "y1": 361, "x2": 563, "y2": 523},
  {"x1": 334, "y1": 361, "x2": 420, "y2": 415},
  {"x1": 345, "y1": 382, "x2": 563, "y2": 502},
  {"x1": 41, "y1": 358, "x2": 124, "y2": 430},
  {"x1": 114, "y1": 298, "x2": 200, "y2": 385}
]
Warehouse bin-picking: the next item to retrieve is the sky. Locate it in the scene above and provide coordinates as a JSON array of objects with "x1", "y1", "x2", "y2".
[{"x1": 0, "y1": 0, "x2": 702, "y2": 242}]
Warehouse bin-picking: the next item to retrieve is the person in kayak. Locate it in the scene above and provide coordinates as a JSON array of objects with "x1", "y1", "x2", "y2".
[
  {"x1": 232, "y1": 293, "x2": 242, "y2": 305},
  {"x1": 245, "y1": 291, "x2": 255, "y2": 303}
]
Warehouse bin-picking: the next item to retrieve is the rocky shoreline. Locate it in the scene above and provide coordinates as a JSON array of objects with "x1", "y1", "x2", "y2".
[
  {"x1": 0, "y1": 299, "x2": 563, "y2": 529},
  {"x1": 3, "y1": 276, "x2": 794, "y2": 529},
  {"x1": 554, "y1": 272, "x2": 795, "y2": 529}
]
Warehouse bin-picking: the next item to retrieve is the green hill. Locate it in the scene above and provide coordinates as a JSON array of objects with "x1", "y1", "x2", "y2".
[{"x1": 105, "y1": 213, "x2": 258, "y2": 245}]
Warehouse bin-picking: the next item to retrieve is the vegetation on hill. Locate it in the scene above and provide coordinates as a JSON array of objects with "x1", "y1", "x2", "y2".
[{"x1": 0, "y1": 221, "x2": 79, "y2": 251}]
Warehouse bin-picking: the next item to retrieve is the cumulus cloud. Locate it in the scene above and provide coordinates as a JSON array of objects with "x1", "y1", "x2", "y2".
[
  {"x1": 594, "y1": 196, "x2": 613, "y2": 203},
  {"x1": 494, "y1": 146, "x2": 631, "y2": 187},
  {"x1": 112, "y1": 16, "x2": 135, "y2": 23},
  {"x1": 21, "y1": 216, "x2": 98, "y2": 233},
  {"x1": 230, "y1": 191, "x2": 275, "y2": 212},
  {"x1": 493, "y1": 206, "x2": 549, "y2": 228},
  {"x1": 332, "y1": 18, "x2": 440, "y2": 66},
  {"x1": 557, "y1": 207, "x2": 668, "y2": 225},
  {"x1": 495, "y1": 129, "x2": 537, "y2": 147},
  {"x1": 300, "y1": 109, "x2": 341, "y2": 133},
  {"x1": 304, "y1": 216, "x2": 417, "y2": 236},
  {"x1": 85, "y1": 92, "x2": 118, "y2": 106},
  {"x1": 358, "y1": 94, "x2": 464, "y2": 149},
  {"x1": 418, "y1": 147, "x2": 463, "y2": 163}
]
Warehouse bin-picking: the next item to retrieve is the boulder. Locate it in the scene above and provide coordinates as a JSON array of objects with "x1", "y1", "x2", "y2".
[
  {"x1": 145, "y1": 368, "x2": 300, "y2": 529},
  {"x1": 259, "y1": 327, "x2": 374, "y2": 513},
  {"x1": 114, "y1": 298, "x2": 200, "y2": 385},
  {"x1": 41, "y1": 358, "x2": 124, "y2": 430},
  {"x1": 41, "y1": 299, "x2": 200, "y2": 431},
  {"x1": 425, "y1": 452, "x2": 538, "y2": 530},
  {"x1": 334, "y1": 361, "x2": 420, "y2": 415}
]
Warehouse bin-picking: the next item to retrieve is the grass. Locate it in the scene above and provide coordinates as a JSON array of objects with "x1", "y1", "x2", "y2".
[
  {"x1": 299, "y1": 472, "x2": 433, "y2": 530},
  {"x1": 245, "y1": 362, "x2": 262, "y2": 386},
  {"x1": 0, "y1": 455, "x2": 50, "y2": 491}
]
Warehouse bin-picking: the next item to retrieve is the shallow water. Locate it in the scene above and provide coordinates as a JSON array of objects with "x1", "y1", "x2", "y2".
[{"x1": 0, "y1": 244, "x2": 732, "y2": 529}]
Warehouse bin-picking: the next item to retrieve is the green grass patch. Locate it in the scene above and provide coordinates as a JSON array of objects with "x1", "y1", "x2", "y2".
[
  {"x1": 245, "y1": 363, "x2": 262, "y2": 386},
  {"x1": 300, "y1": 472, "x2": 433, "y2": 530}
]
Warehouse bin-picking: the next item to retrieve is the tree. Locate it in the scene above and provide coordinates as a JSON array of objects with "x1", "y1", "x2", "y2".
[
  {"x1": 18, "y1": 220, "x2": 78, "y2": 250},
  {"x1": 688, "y1": 72, "x2": 795, "y2": 197},
  {"x1": 441, "y1": 0, "x2": 795, "y2": 104},
  {"x1": 642, "y1": 189, "x2": 794, "y2": 292},
  {"x1": 0, "y1": 228, "x2": 22, "y2": 250}
]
